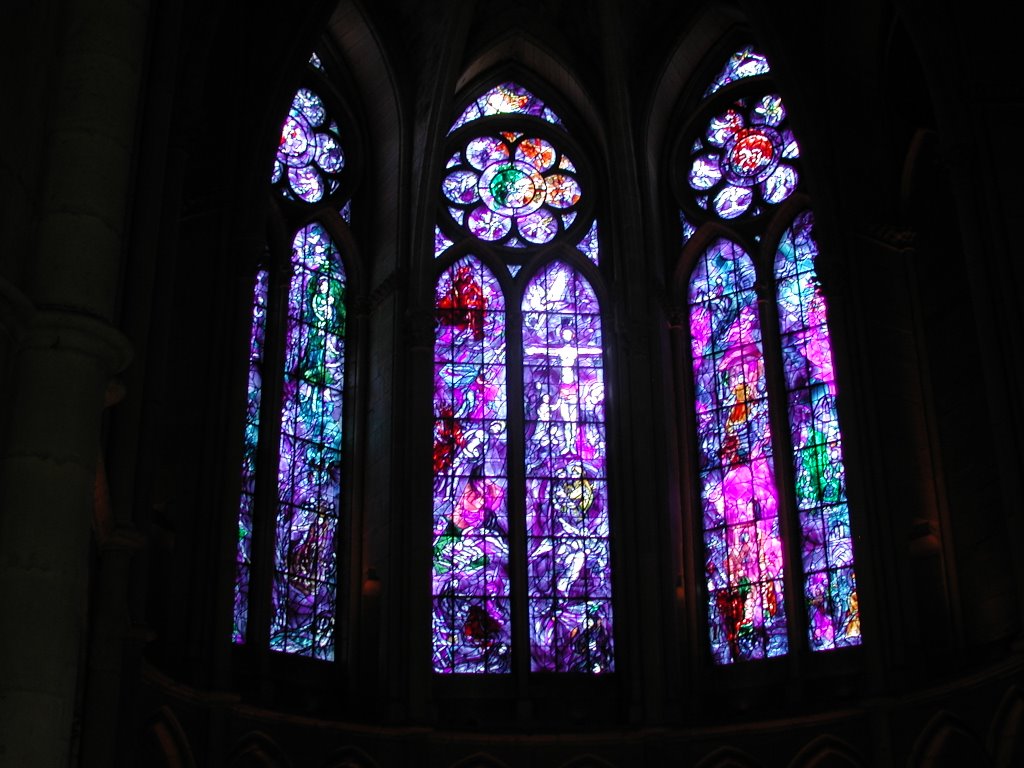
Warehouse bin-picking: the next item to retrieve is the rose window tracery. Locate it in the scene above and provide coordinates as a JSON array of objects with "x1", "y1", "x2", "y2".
[{"x1": 442, "y1": 133, "x2": 582, "y2": 246}]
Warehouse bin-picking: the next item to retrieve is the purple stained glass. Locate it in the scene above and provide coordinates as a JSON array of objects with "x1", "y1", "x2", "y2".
[
  {"x1": 434, "y1": 225, "x2": 454, "y2": 258},
  {"x1": 689, "y1": 239, "x2": 788, "y2": 664},
  {"x1": 444, "y1": 132, "x2": 583, "y2": 247},
  {"x1": 233, "y1": 268, "x2": 270, "y2": 644},
  {"x1": 450, "y1": 82, "x2": 564, "y2": 133},
  {"x1": 577, "y1": 220, "x2": 600, "y2": 265},
  {"x1": 687, "y1": 86, "x2": 798, "y2": 219},
  {"x1": 432, "y1": 256, "x2": 512, "y2": 673},
  {"x1": 679, "y1": 212, "x2": 697, "y2": 246},
  {"x1": 522, "y1": 262, "x2": 614, "y2": 673},
  {"x1": 704, "y1": 46, "x2": 771, "y2": 96},
  {"x1": 273, "y1": 88, "x2": 345, "y2": 204},
  {"x1": 269, "y1": 223, "x2": 346, "y2": 660},
  {"x1": 774, "y1": 212, "x2": 861, "y2": 651}
]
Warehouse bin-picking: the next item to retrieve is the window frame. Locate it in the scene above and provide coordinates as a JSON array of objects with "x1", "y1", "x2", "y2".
[{"x1": 427, "y1": 72, "x2": 626, "y2": 695}]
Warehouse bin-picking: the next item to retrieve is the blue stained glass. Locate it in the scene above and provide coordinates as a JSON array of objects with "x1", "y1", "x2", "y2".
[
  {"x1": 234, "y1": 269, "x2": 270, "y2": 644},
  {"x1": 775, "y1": 212, "x2": 861, "y2": 651},
  {"x1": 432, "y1": 256, "x2": 511, "y2": 673},
  {"x1": 433, "y1": 81, "x2": 613, "y2": 675},
  {"x1": 522, "y1": 262, "x2": 614, "y2": 673},
  {"x1": 269, "y1": 223, "x2": 346, "y2": 660},
  {"x1": 273, "y1": 88, "x2": 345, "y2": 204},
  {"x1": 689, "y1": 239, "x2": 788, "y2": 664}
]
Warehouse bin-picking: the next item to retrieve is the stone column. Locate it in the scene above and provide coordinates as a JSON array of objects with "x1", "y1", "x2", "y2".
[{"x1": 0, "y1": 0, "x2": 145, "y2": 763}]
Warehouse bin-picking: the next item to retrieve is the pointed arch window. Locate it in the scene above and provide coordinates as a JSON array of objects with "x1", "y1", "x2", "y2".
[
  {"x1": 674, "y1": 47, "x2": 862, "y2": 664},
  {"x1": 432, "y1": 82, "x2": 614, "y2": 673},
  {"x1": 233, "y1": 53, "x2": 361, "y2": 660}
]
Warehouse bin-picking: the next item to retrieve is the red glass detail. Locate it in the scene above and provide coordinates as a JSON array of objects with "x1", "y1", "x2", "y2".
[
  {"x1": 437, "y1": 264, "x2": 487, "y2": 340},
  {"x1": 433, "y1": 404, "x2": 463, "y2": 474},
  {"x1": 463, "y1": 605, "x2": 503, "y2": 647},
  {"x1": 729, "y1": 129, "x2": 774, "y2": 175}
]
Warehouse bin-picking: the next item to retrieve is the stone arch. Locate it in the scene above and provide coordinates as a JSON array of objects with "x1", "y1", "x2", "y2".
[
  {"x1": 321, "y1": 744, "x2": 379, "y2": 768},
  {"x1": 449, "y1": 752, "x2": 511, "y2": 768},
  {"x1": 910, "y1": 710, "x2": 990, "y2": 768},
  {"x1": 695, "y1": 745, "x2": 764, "y2": 768},
  {"x1": 140, "y1": 706, "x2": 197, "y2": 768},
  {"x1": 787, "y1": 734, "x2": 863, "y2": 768},
  {"x1": 227, "y1": 731, "x2": 292, "y2": 768},
  {"x1": 989, "y1": 685, "x2": 1024, "y2": 768},
  {"x1": 558, "y1": 754, "x2": 619, "y2": 768}
]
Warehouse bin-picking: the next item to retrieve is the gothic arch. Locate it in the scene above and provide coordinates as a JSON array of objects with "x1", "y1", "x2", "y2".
[
  {"x1": 321, "y1": 744, "x2": 379, "y2": 768},
  {"x1": 989, "y1": 685, "x2": 1024, "y2": 768},
  {"x1": 910, "y1": 710, "x2": 990, "y2": 768},
  {"x1": 449, "y1": 751, "x2": 511, "y2": 768},
  {"x1": 787, "y1": 734, "x2": 863, "y2": 768},
  {"x1": 558, "y1": 754, "x2": 619, "y2": 768},
  {"x1": 324, "y1": 0, "x2": 403, "y2": 278},
  {"x1": 455, "y1": 31, "x2": 605, "y2": 151},
  {"x1": 142, "y1": 706, "x2": 197, "y2": 768},
  {"x1": 694, "y1": 745, "x2": 763, "y2": 768},
  {"x1": 227, "y1": 731, "x2": 292, "y2": 768}
]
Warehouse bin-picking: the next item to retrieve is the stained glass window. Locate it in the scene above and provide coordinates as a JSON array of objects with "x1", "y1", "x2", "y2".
[
  {"x1": 233, "y1": 268, "x2": 269, "y2": 644},
  {"x1": 432, "y1": 81, "x2": 613, "y2": 674},
  {"x1": 270, "y1": 223, "x2": 346, "y2": 659},
  {"x1": 432, "y1": 256, "x2": 511, "y2": 673},
  {"x1": 522, "y1": 262, "x2": 613, "y2": 673},
  {"x1": 689, "y1": 240, "x2": 788, "y2": 664},
  {"x1": 676, "y1": 47, "x2": 861, "y2": 664},
  {"x1": 775, "y1": 212, "x2": 860, "y2": 651},
  {"x1": 272, "y1": 87, "x2": 346, "y2": 204},
  {"x1": 234, "y1": 60, "x2": 357, "y2": 660}
]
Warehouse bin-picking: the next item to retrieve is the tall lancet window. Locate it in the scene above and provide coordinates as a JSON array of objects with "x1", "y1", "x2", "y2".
[
  {"x1": 233, "y1": 52, "x2": 361, "y2": 660},
  {"x1": 432, "y1": 82, "x2": 614, "y2": 674},
  {"x1": 674, "y1": 47, "x2": 862, "y2": 664}
]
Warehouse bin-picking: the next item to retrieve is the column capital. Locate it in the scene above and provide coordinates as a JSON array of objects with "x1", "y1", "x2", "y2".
[{"x1": 24, "y1": 307, "x2": 132, "y2": 375}]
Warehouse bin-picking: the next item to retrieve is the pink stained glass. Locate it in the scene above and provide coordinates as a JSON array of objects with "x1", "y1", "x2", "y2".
[
  {"x1": 233, "y1": 269, "x2": 270, "y2": 644},
  {"x1": 689, "y1": 239, "x2": 789, "y2": 664},
  {"x1": 269, "y1": 223, "x2": 346, "y2": 660},
  {"x1": 774, "y1": 212, "x2": 861, "y2": 651},
  {"x1": 522, "y1": 262, "x2": 614, "y2": 673},
  {"x1": 432, "y1": 256, "x2": 512, "y2": 673}
]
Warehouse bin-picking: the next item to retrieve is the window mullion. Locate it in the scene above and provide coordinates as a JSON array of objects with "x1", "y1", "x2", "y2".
[
  {"x1": 505, "y1": 280, "x2": 530, "y2": 689},
  {"x1": 249, "y1": 256, "x2": 292, "y2": 653},
  {"x1": 756, "y1": 263, "x2": 810, "y2": 662}
]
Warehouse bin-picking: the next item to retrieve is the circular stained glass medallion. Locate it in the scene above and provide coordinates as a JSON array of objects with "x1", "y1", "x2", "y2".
[
  {"x1": 479, "y1": 160, "x2": 547, "y2": 217},
  {"x1": 722, "y1": 126, "x2": 781, "y2": 187}
]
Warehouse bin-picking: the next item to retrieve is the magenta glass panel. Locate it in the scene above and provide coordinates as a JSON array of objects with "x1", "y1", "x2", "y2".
[
  {"x1": 450, "y1": 82, "x2": 564, "y2": 132},
  {"x1": 432, "y1": 256, "x2": 511, "y2": 673},
  {"x1": 272, "y1": 88, "x2": 345, "y2": 204},
  {"x1": 522, "y1": 262, "x2": 614, "y2": 673},
  {"x1": 269, "y1": 224, "x2": 346, "y2": 660},
  {"x1": 689, "y1": 239, "x2": 788, "y2": 664},
  {"x1": 775, "y1": 212, "x2": 861, "y2": 651},
  {"x1": 233, "y1": 269, "x2": 270, "y2": 644}
]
